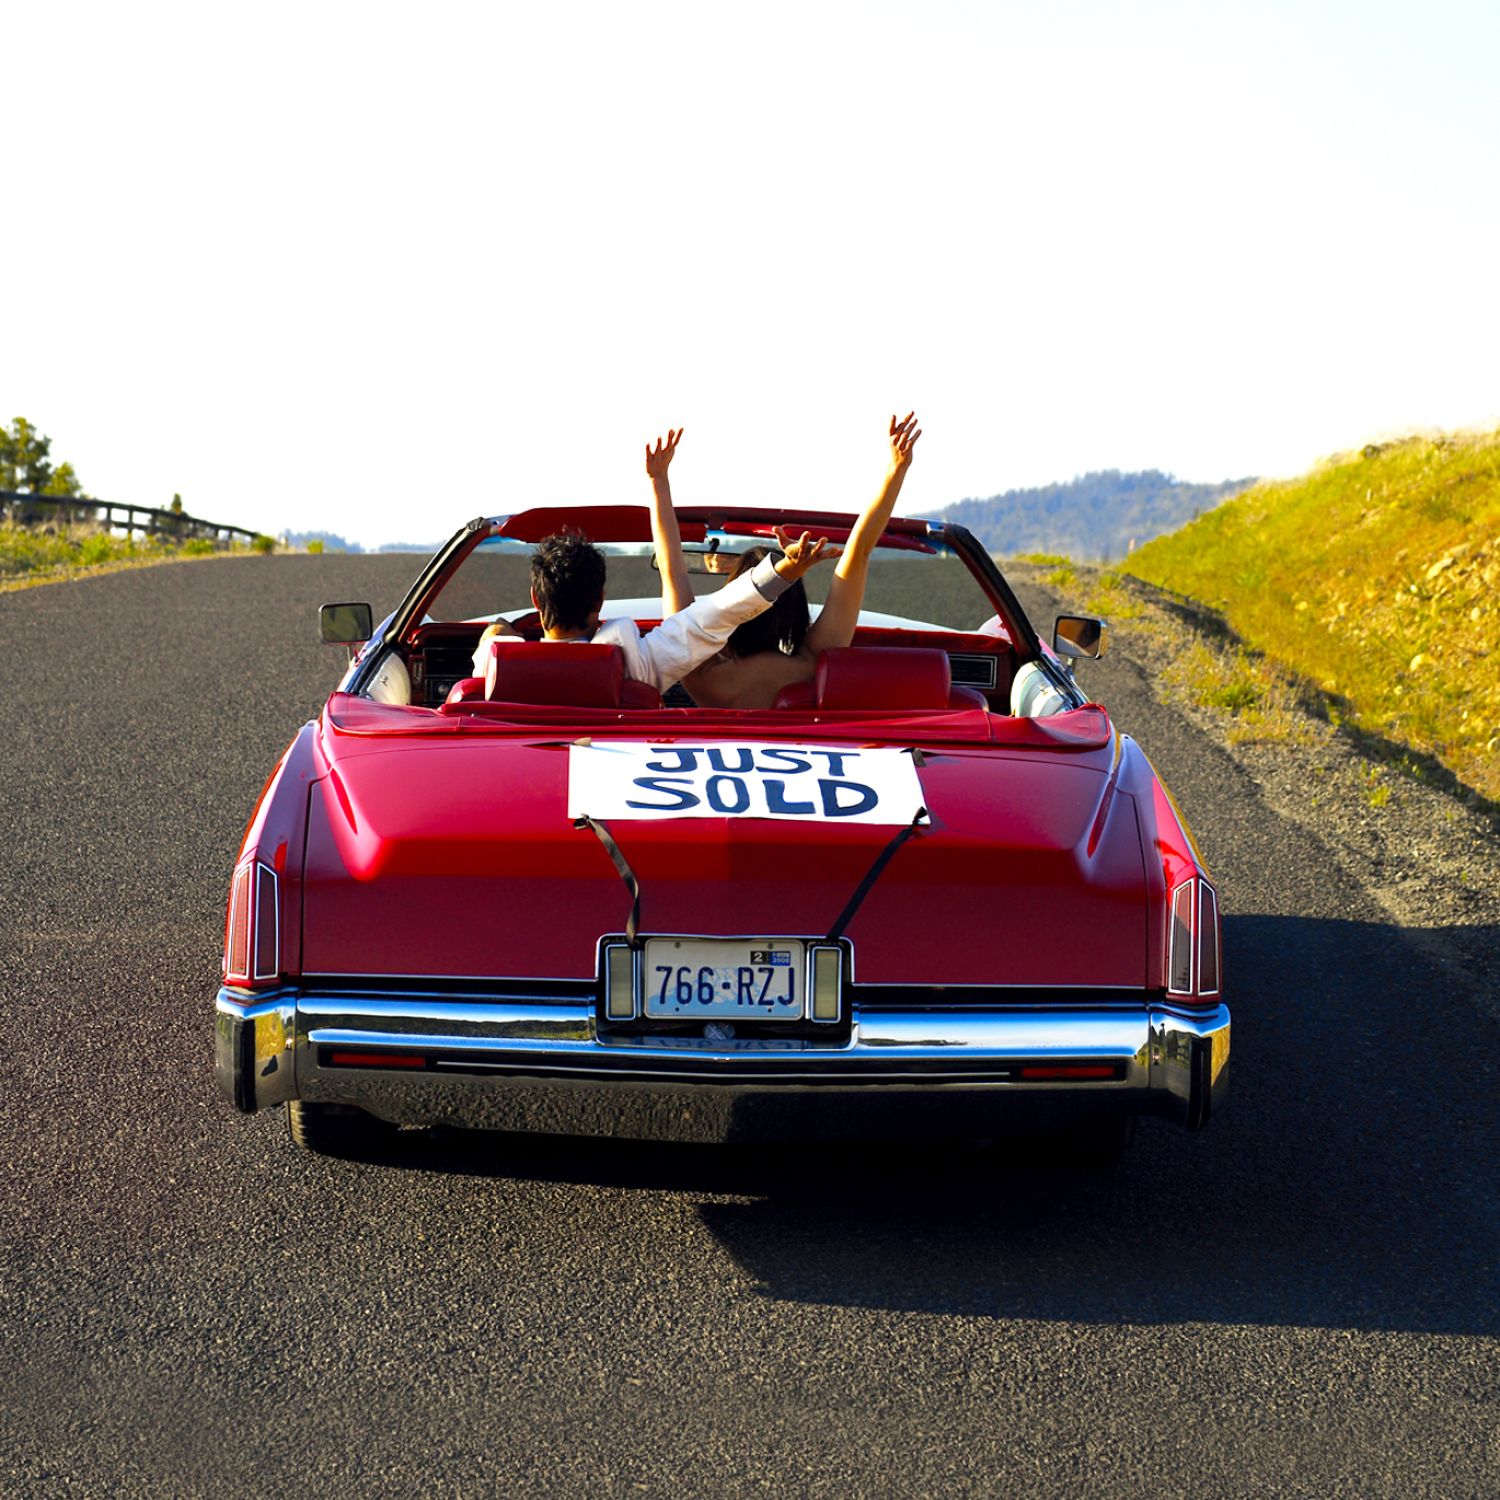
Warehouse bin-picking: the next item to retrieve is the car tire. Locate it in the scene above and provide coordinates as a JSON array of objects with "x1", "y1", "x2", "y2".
[{"x1": 286, "y1": 1100, "x2": 396, "y2": 1155}]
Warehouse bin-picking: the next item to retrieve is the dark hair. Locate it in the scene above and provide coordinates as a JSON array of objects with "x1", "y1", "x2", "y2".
[
  {"x1": 531, "y1": 531, "x2": 607, "y2": 633},
  {"x1": 725, "y1": 546, "x2": 809, "y2": 657}
]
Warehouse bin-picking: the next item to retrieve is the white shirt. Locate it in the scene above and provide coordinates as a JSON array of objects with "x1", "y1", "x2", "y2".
[{"x1": 470, "y1": 557, "x2": 790, "y2": 693}]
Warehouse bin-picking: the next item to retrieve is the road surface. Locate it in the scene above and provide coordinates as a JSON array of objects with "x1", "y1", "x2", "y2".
[{"x1": 2, "y1": 555, "x2": 1495, "y2": 1496}]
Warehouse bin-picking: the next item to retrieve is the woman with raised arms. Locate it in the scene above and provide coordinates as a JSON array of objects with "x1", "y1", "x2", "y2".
[{"x1": 644, "y1": 414, "x2": 921, "y2": 709}]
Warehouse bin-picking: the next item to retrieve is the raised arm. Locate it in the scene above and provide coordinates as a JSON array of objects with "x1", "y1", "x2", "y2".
[
  {"x1": 631, "y1": 532, "x2": 834, "y2": 692},
  {"x1": 646, "y1": 428, "x2": 695, "y2": 616},
  {"x1": 805, "y1": 412, "x2": 921, "y2": 654}
]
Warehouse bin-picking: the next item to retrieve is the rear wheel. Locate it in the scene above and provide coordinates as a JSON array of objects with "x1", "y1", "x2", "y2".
[{"x1": 286, "y1": 1100, "x2": 396, "y2": 1155}]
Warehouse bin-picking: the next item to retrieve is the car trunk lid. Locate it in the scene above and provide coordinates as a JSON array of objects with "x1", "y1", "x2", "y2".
[{"x1": 301, "y1": 716, "x2": 1146, "y2": 988}]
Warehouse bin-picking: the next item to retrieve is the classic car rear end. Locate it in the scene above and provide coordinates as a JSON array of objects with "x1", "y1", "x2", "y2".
[{"x1": 216, "y1": 508, "x2": 1228, "y2": 1154}]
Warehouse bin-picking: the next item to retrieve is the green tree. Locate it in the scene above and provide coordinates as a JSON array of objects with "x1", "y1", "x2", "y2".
[
  {"x1": 1, "y1": 417, "x2": 84, "y2": 495},
  {"x1": 43, "y1": 463, "x2": 82, "y2": 497}
]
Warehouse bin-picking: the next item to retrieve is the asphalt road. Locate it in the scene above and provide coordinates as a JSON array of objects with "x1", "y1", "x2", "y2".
[{"x1": 2, "y1": 555, "x2": 1496, "y2": 1498}]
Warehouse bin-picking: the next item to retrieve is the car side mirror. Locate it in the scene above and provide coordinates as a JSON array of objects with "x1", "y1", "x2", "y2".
[
  {"x1": 319, "y1": 602, "x2": 373, "y2": 644},
  {"x1": 1053, "y1": 614, "x2": 1107, "y2": 660}
]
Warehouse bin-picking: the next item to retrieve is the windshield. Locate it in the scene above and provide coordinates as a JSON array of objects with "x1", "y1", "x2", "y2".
[{"x1": 419, "y1": 530, "x2": 1002, "y2": 635}]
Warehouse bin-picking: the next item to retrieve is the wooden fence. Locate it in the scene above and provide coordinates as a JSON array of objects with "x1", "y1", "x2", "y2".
[{"x1": 0, "y1": 491, "x2": 260, "y2": 548}]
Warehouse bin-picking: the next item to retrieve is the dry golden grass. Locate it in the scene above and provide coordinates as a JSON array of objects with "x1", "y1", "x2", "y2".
[
  {"x1": 1086, "y1": 569, "x2": 1150, "y2": 623},
  {"x1": 1160, "y1": 641, "x2": 1330, "y2": 749}
]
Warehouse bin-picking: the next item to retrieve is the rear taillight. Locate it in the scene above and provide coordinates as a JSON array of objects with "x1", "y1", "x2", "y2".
[
  {"x1": 1019, "y1": 1065, "x2": 1120, "y2": 1080},
  {"x1": 224, "y1": 859, "x2": 280, "y2": 985},
  {"x1": 1198, "y1": 882, "x2": 1220, "y2": 994},
  {"x1": 1166, "y1": 876, "x2": 1221, "y2": 1000}
]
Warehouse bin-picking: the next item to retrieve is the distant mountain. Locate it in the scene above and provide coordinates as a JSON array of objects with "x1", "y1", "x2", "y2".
[
  {"x1": 938, "y1": 470, "x2": 1255, "y2": 562},
  {"x1": 281, "y1": 530, "x2": 440, "y2": 554}
]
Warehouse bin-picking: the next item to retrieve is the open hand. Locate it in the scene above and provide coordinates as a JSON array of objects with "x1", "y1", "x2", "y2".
[
  {"x1": 772, "y1": 528, "x2": 839, "y2": 582},
  {"x1": 645, "y1": 428, "x2": 684, "y2": 480},
  {"x1": 888, "y1": 412, "x2": 921, "y2": 471}
]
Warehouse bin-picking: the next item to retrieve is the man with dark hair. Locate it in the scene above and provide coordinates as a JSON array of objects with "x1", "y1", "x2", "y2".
[
  {"x1": 472, "y1": 526, "x2": 831, "y2": 694},
  {"x1": 529, "y1": 532, "x2": 608, "y2": 635}
]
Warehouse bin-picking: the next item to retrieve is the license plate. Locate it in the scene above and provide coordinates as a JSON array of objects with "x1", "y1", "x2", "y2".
[{"x1": 642, "y1": 938, "x2": 806, "y2": 1020}]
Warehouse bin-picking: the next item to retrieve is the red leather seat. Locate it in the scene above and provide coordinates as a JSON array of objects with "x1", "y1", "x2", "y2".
[
  {"x1": 772, "y1": 647, "x2": 987, "y2": 711},
  {"x1": 479, "y1": 639, "x2": 662, "y2": 708},
  {"x1": 445, "y1": 676, "x2": 487, "y2": 705},
  {"x1": 771, "y1": 679, "x2": 816, "y2": 710}
]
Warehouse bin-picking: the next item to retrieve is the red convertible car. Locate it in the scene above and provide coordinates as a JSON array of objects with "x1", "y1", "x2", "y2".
[{"x1": 215, "y1": 506, "x2": 1228, "y2": 1157}]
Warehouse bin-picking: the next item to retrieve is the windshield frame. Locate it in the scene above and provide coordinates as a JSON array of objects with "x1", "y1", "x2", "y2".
[{"x1": 346, "y1": 506, "x2": 1044, "y2": 698}]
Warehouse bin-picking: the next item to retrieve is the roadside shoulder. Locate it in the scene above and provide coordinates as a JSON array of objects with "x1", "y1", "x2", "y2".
[{"x1": 1006, "y1": 560, "x2": 1500, "y2": 1000}]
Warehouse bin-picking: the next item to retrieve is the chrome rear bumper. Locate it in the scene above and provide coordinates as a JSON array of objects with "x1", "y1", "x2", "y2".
[{"x1": 215, "y1": 988, "x2": 1229, "y2": 1141}]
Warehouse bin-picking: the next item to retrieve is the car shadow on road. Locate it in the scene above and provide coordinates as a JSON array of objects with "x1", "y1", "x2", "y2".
[{"x1": 380, "y1": 915, "x2": 1499, "y2": 1337}]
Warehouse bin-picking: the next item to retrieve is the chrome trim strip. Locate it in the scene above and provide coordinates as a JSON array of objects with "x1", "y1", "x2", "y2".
[
  {"x1": 1166, "y1": 878, "x2": 1195, "y2": 996},
  {"x1": 301, "y1": 969, "x2": 602, "y2": 984},
  {"x1": 225, "y1": 863, "x2": 249, "y2": 983},
  {"x1": 296, "y1": 998, "x2": 1152, "y2": 1059},
  {"x1": 252, "y1": 861, "x2": 280, "y2": 983},
  {"x1": 299, "y1": 973, "x2": 1148, "y2": 994},
  {"x1": 601, "y1": 940, "x2": 639, "y2": 1021},
  {"x1": 809, "y1": 943, "x2": 842, "y2": 1023},
  {"x1": 1198, "y1": 882, "x2": 1221, "y2": 997},
  {"x1": 849, "y1": 981, "x2": 1144, "y2": 991},
  {"x1": 302, "y1": 997, "x2": 596, "y2": 1039},
  {"x1": 420, "y1": 1058, "x2": 1091, "y2": 1085},
  {"x1": 1152, "y1": 999, "x2": 1230, "y2": 1023},
  {"x1": 853, "y1": 1001, "x2": 1149, "y2": 1014},
  {"x1": 854, "y1": 1010, "x2": 1148, "y2": 1057}
]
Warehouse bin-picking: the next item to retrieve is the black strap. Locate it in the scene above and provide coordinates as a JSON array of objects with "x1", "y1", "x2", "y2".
[
  {"x1": 575, "y1": 816, "x2": 642, "y2": 947},
  {"x1": 825, "y1": 808, "x2": 929, "y2": 944}
]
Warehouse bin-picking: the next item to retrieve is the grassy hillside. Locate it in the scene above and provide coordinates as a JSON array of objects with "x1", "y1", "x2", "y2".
[{"x1": 1121, "y1": 430, "x2": 1500, "y2": 803}]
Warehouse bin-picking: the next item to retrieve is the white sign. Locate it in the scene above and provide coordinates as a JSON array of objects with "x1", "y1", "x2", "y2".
[{"x1": 567, "y1": 741, "x2": 925, "y2": 825}]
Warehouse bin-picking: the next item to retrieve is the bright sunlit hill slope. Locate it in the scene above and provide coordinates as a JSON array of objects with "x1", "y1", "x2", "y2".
[{"x1": 1120, "y1": 429, "x2": 1500, "y2": 805}]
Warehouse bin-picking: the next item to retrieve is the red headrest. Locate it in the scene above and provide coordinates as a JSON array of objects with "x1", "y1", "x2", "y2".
[
  {"x1": 486, "y1": 639, "x2": 627, "y2": 707},
  {"x1": 813, "y1": 647, "x2": 953, "y2": 710}
]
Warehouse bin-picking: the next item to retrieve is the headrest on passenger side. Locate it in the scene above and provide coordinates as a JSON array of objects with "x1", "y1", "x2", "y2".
[
  {"x1": 813, "y1": 647, "x2": 953, "y2": 710},
  {"x1": 485, "y1": 639, "x2": 627, "y2": 707}
]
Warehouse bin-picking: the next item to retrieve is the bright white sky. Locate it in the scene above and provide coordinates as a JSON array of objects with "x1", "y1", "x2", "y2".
[{"x1": 5, "y1": 0, "x2": 1497, "y2": 548}]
